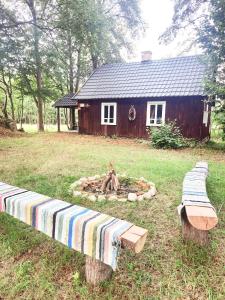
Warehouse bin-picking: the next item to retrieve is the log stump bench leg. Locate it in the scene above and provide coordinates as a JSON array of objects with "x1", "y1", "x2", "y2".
[
  {"x1": 0, "y1": 182, "x2": 148, "y2": 287},
  {"x1": 182, "y1": 211, "x2": 209, "y2": 246},
  {"x1": 84, "y1": 226, "x2": 148, "y2": 285},
  {"x1": 179, "y1": 162, "x2": 218, "y2": 246},
  {"x1": 85, "y1": 225, "x2": 148, "y2": 285},
  {"x1": 85, "y1": 256, "x2": 113, "y2": 285}
]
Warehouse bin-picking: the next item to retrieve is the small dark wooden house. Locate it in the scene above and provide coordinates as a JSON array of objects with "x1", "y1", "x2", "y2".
[{"x1": 55, "y1": 53, "x2": 210, "y2": 139}]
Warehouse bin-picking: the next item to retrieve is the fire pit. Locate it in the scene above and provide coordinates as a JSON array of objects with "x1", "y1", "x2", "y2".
[{"x1": 70, "y1": 165, "x2": 156, "y2": 202}]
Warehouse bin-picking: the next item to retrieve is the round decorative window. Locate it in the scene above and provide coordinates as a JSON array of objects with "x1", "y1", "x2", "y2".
[{"x1": 128, "y1": 105, "x2": 136, "y2": 121}]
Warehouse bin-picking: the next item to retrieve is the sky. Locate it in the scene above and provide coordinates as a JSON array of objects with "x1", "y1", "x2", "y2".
[{"x1": 131, "y1": 0, "x2": 202, "y2": 61}]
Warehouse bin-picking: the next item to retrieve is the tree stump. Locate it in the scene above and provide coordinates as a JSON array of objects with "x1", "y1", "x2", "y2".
[
  {"x1": 182, "y1": 213, "x2": 209, "y2": 246},
  {"x1": 85, "y1": 256, "x2": 113, "y2": 285}
]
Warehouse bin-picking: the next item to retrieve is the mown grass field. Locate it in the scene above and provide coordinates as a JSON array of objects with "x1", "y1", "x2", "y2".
[
  {"x1": 0, "y1": 132, "x2": 224, "y2": 300},
  {"x1": 17, "y1": 123, "x2": 69, "y2": 133}
]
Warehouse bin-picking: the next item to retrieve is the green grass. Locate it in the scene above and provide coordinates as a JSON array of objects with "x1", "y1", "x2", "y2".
[
  {"x1": 0, "y1": 133, "x2": 225, "y2": 299},
  {"x1": 17, "y1": 123, "x2": 69, "y2": 133}
]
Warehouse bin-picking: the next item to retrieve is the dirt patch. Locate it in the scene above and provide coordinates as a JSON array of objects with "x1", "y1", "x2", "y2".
[
  {"x1": 48, "y1": 132, "x2": 149, "y2": 148},
  {"x1": 0, "y1": 126, "x2": 23, "y2": 138},
  {"x1": 83, "y1": 177, "x2": 150, "y2": 198}
]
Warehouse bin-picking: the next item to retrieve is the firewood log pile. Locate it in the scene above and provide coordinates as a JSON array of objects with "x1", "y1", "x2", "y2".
[
  {"x1": 70, "y1": 163, "x2": 156, "y2": 202},
  {"x1": 100, "y1": 164, "x2": 120, "y2": 193}
]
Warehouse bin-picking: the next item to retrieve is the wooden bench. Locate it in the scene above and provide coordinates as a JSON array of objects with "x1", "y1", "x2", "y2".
[
  {"x1": 0, "y1": 182, "x2": 147, "y2": 285},
  {"x1": 178, "y1": 162, "x2": 218, "y2": 245}
]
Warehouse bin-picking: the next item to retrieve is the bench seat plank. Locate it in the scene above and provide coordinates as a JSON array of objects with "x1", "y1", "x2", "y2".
[
  {"x1": 0, "y1": 182, "x2": 147, "y2": 270},
  {"x1": 185, "y1": 206, "x2": 218, "y2": 230},
  {"x1": 178, "y1": 162, "x2": 218, "y2": 244},
  {"x1": 120, "y1": 225, "x2": 148, "y2": 253}
]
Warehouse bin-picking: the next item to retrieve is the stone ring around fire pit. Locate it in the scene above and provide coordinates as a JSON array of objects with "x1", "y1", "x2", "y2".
[{"x1": 69, "y1": 174, "x2": 156, "y2": 202}]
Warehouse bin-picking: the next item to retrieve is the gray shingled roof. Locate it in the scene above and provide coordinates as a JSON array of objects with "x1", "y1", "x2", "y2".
[
  {"x1": 74, "y1": 55, "x2": 206, "y2": 100},
  {"x1": 54, "y1": 93, "x2": 78, "y2": 107}
]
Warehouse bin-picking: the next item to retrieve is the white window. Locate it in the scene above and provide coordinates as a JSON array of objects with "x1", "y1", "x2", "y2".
[
  {"x1": 101, "y1": 102, "x2": 117, "y2": 125},
  {"x1": 146, "y1": 101, "x2": 166, "y2": 126}
]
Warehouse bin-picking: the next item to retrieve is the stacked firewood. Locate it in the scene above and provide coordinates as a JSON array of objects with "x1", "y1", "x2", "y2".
[{"x1": 100, "y1": 163, "x2": 120, "y2": 193}]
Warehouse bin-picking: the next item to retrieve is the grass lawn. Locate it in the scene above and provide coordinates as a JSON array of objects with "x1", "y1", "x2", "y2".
[
  {"x1": 0, "y1": 132, "x2": 224, "y2": 300},
  {"x1": 17, "y1": 123, "x2": 69, "y2": 133}
]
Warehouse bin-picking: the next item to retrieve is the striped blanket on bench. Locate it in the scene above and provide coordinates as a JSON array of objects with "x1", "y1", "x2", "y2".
[
  {"x1": 0, "y1": 182, "x2": 132, "y2": 270},
  {"x1": 178, "y1": 161, "x2": 215, "y2": 215}
]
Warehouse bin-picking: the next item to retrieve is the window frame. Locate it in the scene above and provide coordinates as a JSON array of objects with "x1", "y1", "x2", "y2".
[
  {"x1": 146, "y1": 101, "x2": 166, "y2": 126},
  {"x1": 101, "y1": 102, "x2": 117, "y2": 125}
]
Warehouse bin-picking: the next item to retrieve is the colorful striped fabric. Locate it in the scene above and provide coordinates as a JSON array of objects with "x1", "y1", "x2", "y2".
[
  {"x1": 181, "y1": 161, "x2": 214, "y2": 210},
  {"x1": 0, "y1": 182, "x2": 132, "y2": 270}
]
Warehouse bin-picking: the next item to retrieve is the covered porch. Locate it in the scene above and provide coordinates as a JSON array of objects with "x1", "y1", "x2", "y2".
[{"x1": 53, "y1": 93, "x2": 78, "y2": 132}]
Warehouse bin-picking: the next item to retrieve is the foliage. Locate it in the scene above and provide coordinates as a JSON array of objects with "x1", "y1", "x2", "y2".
[
  {"x1": 149, "y1": 121, "x2": 188, "y2": 149},
  {"x1": 160, "y1": 0, "x2": 208, "y2": 45},
  {"x1": 161, "y1": 0, "x2": 225, "y2": 137},
  {"x1": 198, "y1": 0, "x2": 225, "y2": 138},
  {"x1": 119, "y1": 175, "x2": 136, "y2": 186},
  {"x1": 213, "y1": 100, "x2": 225, "y2": 140},
  {"x1": 0, "y1": 0, "x2": 144, "y2": 131}
]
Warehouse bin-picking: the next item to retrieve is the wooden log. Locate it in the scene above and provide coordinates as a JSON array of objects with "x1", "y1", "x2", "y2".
[
  {"x1": 185, "y1": 205, "x2": 218, "y2": 231},
  {"x1": 85, "y1": 256, "x2": 113, "y2": 285},
  {"x1": 85, "y1": 225, "x2": 148, "y2": 285},
  {"x1": 111, "y1": 173, "x2": 120, "y2": 191},
  {"x1": 100, "y1": 174, "x2": 111, "y2": 192},
  {"x1": 182, "y1": 210, "x2": 209, "y2": 245},
  {"x1": 120, "y1": 225, "x2": 148, "y2": 253},
  {"x1": 101, "y1": 163, "x2": 120, "y2": 193},
  {"x1": 182, "y1": 218, "x2": 209, "y2": 246}
]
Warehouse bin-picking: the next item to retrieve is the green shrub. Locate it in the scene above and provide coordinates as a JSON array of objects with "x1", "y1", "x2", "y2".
[{"x1": 148, "y1": 122, "x2": 188, "y2": 149}]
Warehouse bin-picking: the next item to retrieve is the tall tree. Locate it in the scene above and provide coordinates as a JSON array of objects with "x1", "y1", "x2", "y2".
[
  {"x1": 54, "y1": 0, "x2": 143, "y2": 89},
  {"x1": 0, "y1": 67, "x2": 14, "y2": 119},
  {"x1": 0, "y1": 0, "x2": 144, "y2": 131},
  {"x1": 25, "y1": 0, "x2": 44, "y2": 131},
  {"x1": 0, "y1": 1, "x2": 19, "y2": 120},
  {"x1": 162, "y1": 0, "x2": 225, "y2": 139},
  {"x1": 0, "y1": 0, "x2": 50, "y2": 130},
  {"x1": 198, "y1": 0, "x2": 225, "y2": 139},
  {"x1": 160, "y1": 0, "x2": 208, "y2": 44}
]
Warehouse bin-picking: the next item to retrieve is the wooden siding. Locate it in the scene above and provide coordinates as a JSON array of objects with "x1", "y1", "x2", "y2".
[{"x1": 78, "y1": 97, "x2": 210, "y2": 140}]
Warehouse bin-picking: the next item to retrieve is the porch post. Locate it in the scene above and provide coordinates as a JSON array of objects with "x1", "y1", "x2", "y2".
[
  {"x1": 57, "y1": 107, "x2": 60, "y2": 132},
  {"x1": 71, "y1": 107, "x2": 76, "y2": 130}
]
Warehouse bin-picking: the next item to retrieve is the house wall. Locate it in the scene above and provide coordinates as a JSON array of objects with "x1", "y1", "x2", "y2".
[{"x1": 78, "y1": 97, "x2": 210, "y2": 140}]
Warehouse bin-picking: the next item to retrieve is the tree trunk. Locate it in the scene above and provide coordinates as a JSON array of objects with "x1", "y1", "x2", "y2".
[
  {"x1": 68, "y1": 33, "x2": 74, "y2": 93},
  {"x1": 63, "y1": 108, "x2": 69, "y2": 130},
  {"x1": 28, "y1": 0, "x2": 44, "y2": 132},
  {"x1": 1, "y1": 70, "x2": 14, "y2": 120},
  {"x1": 0, "y1": 86, "x2": 8, "y2": 118},
  {"x1": 2, "y1": 95, "x2": 8, "y2": 119},
  {"x1": 70, "y1": 108, "x2": 76, "y2": 130},
  {"x1": 91, "y1": 52, "x2": 98, "y2": 70},
  {"x1": 85, "y1": 256, "x2": 113, "y2": 285},
  {"x1": 8, "y1": 71, "x2": 15, "y2": 120},
  {"x1": 182, "y1": 217, "x2": 209, "y2": 246},
  {"x1": 37, "y1": 99, "x2": 44, "y2": 131},
  {"x1": 75, "y1": 47, "x2": 81, "y2": 92},
  {"x1": 20, "y1": 89, "x2": 24, "y2": 129}
]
